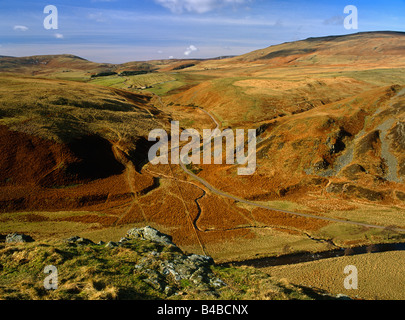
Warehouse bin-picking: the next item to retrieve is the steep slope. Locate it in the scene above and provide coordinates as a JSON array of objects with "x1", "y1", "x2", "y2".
[
  {"x1": 0, "y1": 75, "x2": 168, "y2": 212},
  {"x1": 192, "y1": 85, "x2": 405, "y2": 208}
]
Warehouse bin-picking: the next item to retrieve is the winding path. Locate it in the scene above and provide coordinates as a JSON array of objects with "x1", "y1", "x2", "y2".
[
  {"x1": 179, "y1": 160, "x2": 405, "y2": 233},
  {"x1": 147, "y1": 93, "x2": 405, "y2": 236},
  {"x1": 175, "y1": 105, "x2": 405, "y2": 234}
]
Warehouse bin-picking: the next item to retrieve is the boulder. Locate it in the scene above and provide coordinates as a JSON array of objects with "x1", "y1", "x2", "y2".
[
  {"x1": 5, "y1": 233, "x2": 34, "y2": 243},
  {"x1": 105, "y1": 241, "x2": 119, "y2": 248},
  {"x1": 160, "y1": 254, "x2": 216, "y2": 285},
  {"x1": 64, "y1": 236, "x2": 94, "y2": 245},
  {"x1": 126, "y1": 226, "x2": 176, "y2": 247}
]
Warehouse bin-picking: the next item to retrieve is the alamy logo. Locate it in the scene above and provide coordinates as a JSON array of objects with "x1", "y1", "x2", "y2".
[
  {"x1": 343, "y1": 265, "x2": 358, "y2": 290},
  {"x1": 344, "y1": 5, "x2": 358, "y2": 30},
  {"x1": 44, "y1": 265, "x2": 58, "y2": 290},
  {"x1": 43, "y1": 5, "x2": 58, "y2": 30},
  {"x1": 148, "y1": 121, "x2": 257, "y2": 175}
]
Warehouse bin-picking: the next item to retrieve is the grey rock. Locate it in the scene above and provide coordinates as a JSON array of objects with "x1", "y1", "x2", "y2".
[
  {"x1": 5, "y1": 233, "x2": 34, "y2": 243},
  {"x1": 65, "y1": 236, "x2": 80, "y2": 242},
  {"x1": 126, "y1": 226, "x2": 176, "y2": 247},
  {"x1": 105, "y1": 241, "x2": 119, "y2": 248},
  {"x1": 125, "y1": 226, "x2": 225, "y2": 294},
  {"x1": 210, "y1": 278, "x2": 226, "y2": 288},
  {"x1": 65, "y1": 236, "x2": 94, "y2": 245},
  {"x1": 119, "y1": 237, "x2": 129, "y2": 243},
  {"x1": 149, "y1": 251, "x2": 160, "y2": 257},
  {"x1": 134, "y1": 264, "x2": 144, "y2": 270},
  {"x1": 164, "y1": 286, "x2": 174, "y2": 296},
  {"x1": 144, "y1": 278, "x2": 164, "y2": 291},
  {"x1": 143, "y1": 269, "x2": 166, "y2": 291},
  {"x1": 188, "y1": 254, "x2": 214, "y2": 265},
  {"x1": 158, "y1": 254, "x2": 215, "y2": 286}
]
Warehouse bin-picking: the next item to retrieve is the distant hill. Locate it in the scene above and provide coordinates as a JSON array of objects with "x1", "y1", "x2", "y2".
[
  {"x1": 224, "y1": 31, "x2": 405, "y2": 66},
  {"x1": 0, "y1": 54, "x2": 204, "y2": 78},
  {"x1": 0, "y1": 54, "x2": 115, "y2": 79}
]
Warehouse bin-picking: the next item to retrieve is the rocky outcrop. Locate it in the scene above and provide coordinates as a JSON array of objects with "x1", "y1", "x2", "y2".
[
  {"x1": 125, "y1": 226, "x2": 177, "y2": 247},
  {"x1": 135, "y1": 250, "x2": 224, "y2": 295},
  {"x1": 60, "y1": 226, "x2": 225, "y2": 296},
  {"x1": 326, "y1": 182, "x2": 388, "y2": 201},
  {"x1": 5, "y1": 233, "x2": 34, "y2": 243},
  {"x1": 64, "y1": 236, "x2": 94, "y2": 245},
  {"x1": 0, "y1": 227, "x2": 346, "y2": 300}
]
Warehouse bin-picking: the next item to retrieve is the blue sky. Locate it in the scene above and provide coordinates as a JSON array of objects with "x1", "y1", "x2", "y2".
[{"x1": 1, "y1": 0, "x2": 404, "y2": 63}]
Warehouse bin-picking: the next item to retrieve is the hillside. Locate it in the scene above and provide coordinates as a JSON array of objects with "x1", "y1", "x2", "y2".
[
  {"x1": 0, "y1": 55, "x2": 112, "y2": 80},
  {"x1": 0, "y1": 227, "x2": 334, "y2": 300},
  {"x1": 199, "y1": 31, "x2": 405, "y2": 67},
  {"x1": 162, "y1": 32, "x2": 405, "y2": 126},
  {"x1": 193, "y1": 84, "x2": 405, "y2": 204},
  {"x1": 0, "y1": 75, "x2": 169, "y2": 213}
]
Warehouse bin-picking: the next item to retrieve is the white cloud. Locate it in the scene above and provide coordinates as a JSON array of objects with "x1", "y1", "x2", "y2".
[
  {"x1": 323, "y1": 16, "x2": 344, "y2": 26},
  {"x1": 88, "y1": 12, "x2": 107, "y2": 23},
  {"x1": 184, "y1": 44, "x2": 198, "y2": 56},
  {"x1": 155, "y1": 0, "x2": 248, "y2": 14},
  {"x1": 13, "y1": 25, "x2": 29, "y2": 32},
  {"x1": 54, "y1": 33, "x2": 64, "y2": 39}
]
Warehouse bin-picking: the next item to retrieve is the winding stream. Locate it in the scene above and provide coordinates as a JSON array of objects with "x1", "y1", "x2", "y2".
[{"x1": 219, "y1": 242, "x2": 405, "y2": 268}]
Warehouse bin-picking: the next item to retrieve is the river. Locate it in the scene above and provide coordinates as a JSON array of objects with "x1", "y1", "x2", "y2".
[{"x1": 219, "y1": 242, "x2": 405, "y2": 268}]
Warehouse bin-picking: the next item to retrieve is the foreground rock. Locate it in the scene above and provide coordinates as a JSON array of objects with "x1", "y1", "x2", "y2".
[
  {"x1": 5, "y1": 233, "x2": 34, "y2": 243},
  {"x1": 135, "y1": 250, "x2": 224, "y2": 295},
  {"x1": 64, "y1": 236, "x2": 94, "y2": 245},
  {"x1": 125, "y1": 226, "x2": 177, "y2": 247},
  {"x1": 1, "y1": 227, "x2": 339, "y2": 300},
  {"x1": 61, "y1": 227, "x2": 224, "y2": 296}
]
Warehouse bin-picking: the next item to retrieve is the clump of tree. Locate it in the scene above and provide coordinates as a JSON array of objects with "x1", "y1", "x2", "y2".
[
  {"x1": 173, "y1": 63, "x2": 195, "y2": 70},
  {"x1": 119, "y1": 70, "x2": 149, "y2": 76},
  {"x1": 91, "y1": 71, "x2": 117, "y2": 78}
]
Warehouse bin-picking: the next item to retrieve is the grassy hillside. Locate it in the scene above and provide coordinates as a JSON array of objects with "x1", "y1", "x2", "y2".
[
  {"x1": 0, "y1": 74, "x2": 165, "y2": 144},
  {"x1": 0, "y1": 230, "x2": 335, "y2": 300},
  {"x1": 0, "y1": 74, "x2": 169, "y2": 216}
]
